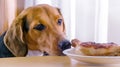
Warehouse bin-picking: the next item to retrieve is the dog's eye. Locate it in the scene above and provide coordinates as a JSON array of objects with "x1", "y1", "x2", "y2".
[
  {"x1": 58, "y1": 19, "x2": 62, "y2": 25},
  {"x1": 33, "y1": 24, "x2": 45, "y2": 31}
]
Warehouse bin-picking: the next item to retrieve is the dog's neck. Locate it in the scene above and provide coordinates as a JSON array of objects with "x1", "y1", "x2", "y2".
[{"x1": 26, "y1": 50, "x2": 43, "y2": 57}]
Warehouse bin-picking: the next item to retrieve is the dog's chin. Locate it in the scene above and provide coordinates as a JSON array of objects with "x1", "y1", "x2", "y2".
[
  {"x1": 43, "y1": 51, "x2": 66, "y2": 56},
  {"x1": 43, "y1": 51, "x2": 49, "y2": 56}
]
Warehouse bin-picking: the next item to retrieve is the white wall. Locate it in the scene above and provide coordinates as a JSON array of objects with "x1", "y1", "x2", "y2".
[
  {"x1": 60, "y1": 0, "x2": 71, "y2": 40},
  {"x1": 75, "y1": 0, "x2": 95, "y2": 42},
  {"x1": 108, "y1": 0, "x2": 120, "y2": 44},
  {"x1": 75, "y1": 0, "x2": 120, "y2": 44},
  {"x1": 60, "y1": 0, "x2": 96, "y2": 42}
]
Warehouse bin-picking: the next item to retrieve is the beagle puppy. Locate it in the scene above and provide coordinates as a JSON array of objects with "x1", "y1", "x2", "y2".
[{"x1": 0, "y1": 4, "x2": 71, "y2": 58}]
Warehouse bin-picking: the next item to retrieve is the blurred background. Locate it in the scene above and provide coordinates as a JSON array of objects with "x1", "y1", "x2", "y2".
[{"x1": 0, "y1": 0, "x2": 120, "y2": 44}]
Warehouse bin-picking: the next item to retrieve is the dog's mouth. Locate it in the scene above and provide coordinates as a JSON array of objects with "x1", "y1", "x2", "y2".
[
  {"x1": 43, "y1": 51, "x2": 49, "y2": 56},
  {"x1": 43, "y1": 51, "x2": 66, "y2": 56},
  {"x1": 43, "y1": 40, "x2": 71, "y2": 56}
]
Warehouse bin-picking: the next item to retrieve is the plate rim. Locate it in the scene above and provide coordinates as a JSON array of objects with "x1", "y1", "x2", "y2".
[{"x1": 63, "y1": 48, "x2": 120, "y2": 58}]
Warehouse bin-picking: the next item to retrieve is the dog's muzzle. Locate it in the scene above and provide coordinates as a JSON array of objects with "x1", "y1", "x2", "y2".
[
  {"x1": 58, "y1": 40, "x2": 71, "y2": 51},
  {"x1": 43, "y1": 40, "x2": 71, "y2": 56}
]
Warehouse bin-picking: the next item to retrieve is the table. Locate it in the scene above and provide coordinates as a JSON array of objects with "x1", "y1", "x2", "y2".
[{"x1": 0, "y1": 56, "x2": 120, "y2": 67}]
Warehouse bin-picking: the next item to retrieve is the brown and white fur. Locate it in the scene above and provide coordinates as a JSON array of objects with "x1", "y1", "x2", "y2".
[{"x1": 0, "y1": 4, "x2": 71, "y2": 57}]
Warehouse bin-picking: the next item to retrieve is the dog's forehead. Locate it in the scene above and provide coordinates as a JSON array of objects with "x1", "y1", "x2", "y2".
[
  {"x1": 24, "y1": 5, "x2": 63, "y2": 28},
  {"x1": 25, "y1": 5, "x2": 61, "y2": 22},
  {"x1": 28, "y1": 5, "x2": 60, "y2": 16}
]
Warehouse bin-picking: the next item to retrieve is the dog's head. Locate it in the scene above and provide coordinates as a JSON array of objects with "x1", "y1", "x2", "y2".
[{"x1": 4, "y1": 4, "x2": 71, "y2": 56}]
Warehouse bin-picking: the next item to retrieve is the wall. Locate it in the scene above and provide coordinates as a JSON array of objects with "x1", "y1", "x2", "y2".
[
  {"x1": 75, "y1": 0, "x2": 95, "y2": 42},
  {"x1": 108, "y1": 0, "x2": 120, "y2": 44},
  {"x1": 0, "y1": 0, "x2": 5, "y2": 33},
  {"x1": 74, "y1": 0, "x2": 120, "y2": 44},
  {"x1": 0, "y1": 0, "x2": 8, "y2": 34},
  {"x1": 60, "y1": 0, "x2": 71, "y2": 40}
]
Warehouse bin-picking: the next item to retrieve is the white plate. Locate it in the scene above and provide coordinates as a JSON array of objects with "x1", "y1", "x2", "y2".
[{"x1": 63, "y1": 48, "x2": 120, "y2": 64}]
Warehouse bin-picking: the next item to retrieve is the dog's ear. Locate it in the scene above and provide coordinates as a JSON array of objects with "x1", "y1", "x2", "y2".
[
  {"x1": 4, "y1": 15, "x2": 28, "y2": 57},
  {"x1": 56, "y1": 8, "x2": 66, "y2": 33},
  {"x1": 56, "y1": 8, "x2": 62, "y2": 15}
]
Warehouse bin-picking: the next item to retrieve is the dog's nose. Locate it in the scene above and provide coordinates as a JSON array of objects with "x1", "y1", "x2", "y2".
[{"x1": 58, "y1": 40, "x2": 71, "y2": 51}]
